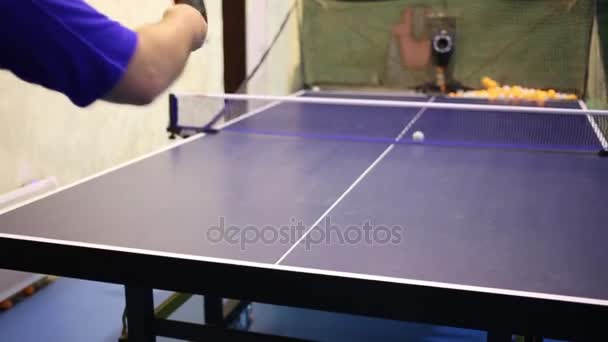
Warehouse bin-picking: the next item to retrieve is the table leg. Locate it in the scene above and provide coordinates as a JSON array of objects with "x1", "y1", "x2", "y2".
[
  {"x1": 487, "y1": 331, "x2": 512, "y2": 342},
  {"x1": 522, "y1": 336, "x2": 543, "y2": 342},
  {"x1": 125, "y1": 286, "x2": 155, "y2": 342},
  {"x1": 204, "y1": 296, "x2": 224, "y2": 326}
]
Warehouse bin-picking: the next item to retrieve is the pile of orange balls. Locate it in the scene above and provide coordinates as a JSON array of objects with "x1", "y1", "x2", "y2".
[{"x1": 448, "y1": 77, "x2": 578, "y2": 105}]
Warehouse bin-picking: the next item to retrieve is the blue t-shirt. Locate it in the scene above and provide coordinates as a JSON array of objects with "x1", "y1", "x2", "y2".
[{"x1": 0, "y1": 0, "x2": 138, "y2": 107}]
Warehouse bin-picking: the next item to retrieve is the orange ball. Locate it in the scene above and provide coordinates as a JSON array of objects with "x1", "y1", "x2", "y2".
[{"x1": 0, "y1": 300, "x2": 14, "y2": 310}]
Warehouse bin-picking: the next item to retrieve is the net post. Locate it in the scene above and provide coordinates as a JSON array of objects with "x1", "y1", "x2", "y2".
[{"x1": 168, "y1": 94, "x2": 179, "y2": 140}]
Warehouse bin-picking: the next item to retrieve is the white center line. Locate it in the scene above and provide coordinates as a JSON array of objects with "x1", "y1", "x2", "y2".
[
  {"x1": 395, "y1": 96, "x2": 436, "y2": 142},
  {"x1": 274, "y1": 144, "x2": 394, "y2": 265},
  {"x1": 275, "y1": 97, "x2": 435, "y2": 265}
]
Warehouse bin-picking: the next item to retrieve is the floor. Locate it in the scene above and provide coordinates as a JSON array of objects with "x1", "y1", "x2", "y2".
[{"x1": 0, "y1": 277, "x2": 560, "y2": 342}]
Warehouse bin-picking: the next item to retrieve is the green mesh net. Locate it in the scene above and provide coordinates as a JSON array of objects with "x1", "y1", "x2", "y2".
[{"x1": 300, "y1": 0, "x2": 604, "y2": 103}]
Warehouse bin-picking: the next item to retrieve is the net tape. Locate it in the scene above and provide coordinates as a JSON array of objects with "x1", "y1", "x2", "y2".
[{"x1": 168, "y1": 92, "x2": 608, "y2": 153}]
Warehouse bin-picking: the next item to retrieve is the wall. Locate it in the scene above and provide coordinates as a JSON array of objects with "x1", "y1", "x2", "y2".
[
  {"x1": 245, "y1": 0, "x2": 302, "y2": 95},
  {"x1": 587, "y1": 15, "x2": 608, "y2": 109},
  {"x1": 0, "y1": 0, "x2": 224, "y2": 194}
]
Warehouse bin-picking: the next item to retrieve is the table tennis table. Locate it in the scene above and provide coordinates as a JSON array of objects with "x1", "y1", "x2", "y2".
[{"x1": 0, "y1": 90, "x2": 607, "y2": 342}]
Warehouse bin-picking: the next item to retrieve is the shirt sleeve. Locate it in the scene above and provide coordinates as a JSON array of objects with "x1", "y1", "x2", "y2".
[{"x1": 0, "y1": 0, "x2": 139, "y2": 107}]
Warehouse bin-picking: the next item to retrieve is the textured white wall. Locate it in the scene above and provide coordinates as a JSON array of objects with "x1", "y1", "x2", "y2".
[
  {"x1": 246, "y1": 0, "x2": 301, "y2": 95},
  {"x1": 0, "y1": 0, "x2": 224, "y2": 194},
  {"x1": 587, "y1": 16, "x2": 607, "y2": 109}
]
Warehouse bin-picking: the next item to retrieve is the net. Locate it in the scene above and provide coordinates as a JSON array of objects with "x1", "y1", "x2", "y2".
[
  {"x1": 233, "y1": 1, "x2": 608, "y2": 109},
  {"x1": 167, "y1": 92, "x2": 608, "y2": 154},
  {"x1": 292, "y1": 0, "x2": 608, "y2": 108},
  {"x1": 600, "y1": 1, "x2": 608, "y2": 84},
  {"x1": 215, "y1": 0, "x2": 608, "y2": 144}
]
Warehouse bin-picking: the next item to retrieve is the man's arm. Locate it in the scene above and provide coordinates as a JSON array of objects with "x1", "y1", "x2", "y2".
[
  {"x1": 104, "y1": 4, "x2": 208, "y2": 105},
  {"x1": 0, "y1": 1, "x2": 207, "y2": 107}
]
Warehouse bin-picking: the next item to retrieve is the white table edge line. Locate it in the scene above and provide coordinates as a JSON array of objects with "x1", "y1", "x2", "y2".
[{"x1": 0, "y1": 233, "x2": 605, "y2": 307}]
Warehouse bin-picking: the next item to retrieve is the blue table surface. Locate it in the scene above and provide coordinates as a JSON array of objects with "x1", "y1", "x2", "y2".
[
  {"x1": 1, "y1": 91, "x2": 607, "y2": 301},
  {"x1": 226, "y1": 92, "x2": 602, "y2": 152}
]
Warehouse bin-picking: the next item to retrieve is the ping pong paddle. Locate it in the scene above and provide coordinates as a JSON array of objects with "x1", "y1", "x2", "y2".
[{"x1": 174, "y1": 0, "x2": 208, "y2": 22}]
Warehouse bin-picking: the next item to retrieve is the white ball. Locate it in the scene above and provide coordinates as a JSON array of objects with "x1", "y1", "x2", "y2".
[
  {"x1": 311, "y1": 86, "x2": 321, "y2": 92},
  {"x1": 412, "y1": 131, "x2": 425, "y2": 143}
]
